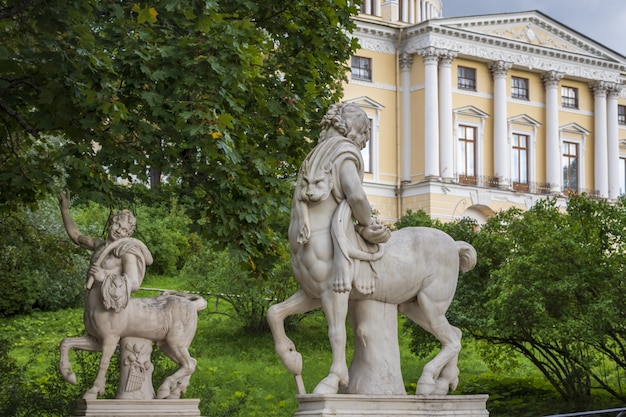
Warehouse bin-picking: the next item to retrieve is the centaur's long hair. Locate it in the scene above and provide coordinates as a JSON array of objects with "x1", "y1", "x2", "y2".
[{"x1": 101, "y1": 273, "x2": 131, "y2": 312}]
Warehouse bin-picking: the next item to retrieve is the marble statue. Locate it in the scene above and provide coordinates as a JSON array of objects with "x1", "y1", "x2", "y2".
[
  {"x1": 58, "y1": 193, "x2": 207, "y2": 400},
  {"x1": 267, "y1": 103, "x2": 477, "y2": 397}
]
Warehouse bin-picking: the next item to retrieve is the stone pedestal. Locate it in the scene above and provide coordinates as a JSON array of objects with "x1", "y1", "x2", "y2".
[
  {"x1": 73, "y1": 399, "x2": 201, "y2": 417},
  {"x1": 117, "y1": 337, "x2": 155, "y2": 399},
  {"x1": 294, "y1": 394, "x2": 489, "y2": 417},
  {"x1": 344, "y1": 300, "x2": 405, "y2": 395}
]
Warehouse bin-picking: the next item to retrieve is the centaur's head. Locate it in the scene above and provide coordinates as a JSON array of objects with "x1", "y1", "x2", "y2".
[
  {"x1": 319, "y1": 102, "x2": 370, "y2": 150},
  {"x1": 101, "y1": 274, "x2": 131, "y2": 312},
  {"x1": 108, "y1": 210, "x2": 136, "y2": 241}
]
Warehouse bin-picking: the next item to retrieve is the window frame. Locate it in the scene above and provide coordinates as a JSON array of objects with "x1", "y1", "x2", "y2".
[
  {"x1": 511, "y1": 76, "x2": 529, "y2": 100},
  {"x1": 618, "y1": 105, "x2": 626, "y2": 125},
  {"x1": 561, "y1": 86, "x2": 579, "y2": 109},
  {"x1": 351, "y1": 56, "x2": 372, "y2": 82},
  {"x1": 457, "y1": 124, "x2": 477, "y2": 185},
  {"x1": 457, "y1": 66, "x2": 477, "y2": 91},
  {"x1": 562, "y1": 141, "x2": 579, "y2": 193},
  {"x1": 511, "y1": 133, "x2": 530, "y2": 191}
]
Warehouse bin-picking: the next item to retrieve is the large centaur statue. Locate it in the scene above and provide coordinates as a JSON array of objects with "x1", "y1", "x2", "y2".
[{"x1": 267, "y1": 103, "x2": 476, "y2": 396}]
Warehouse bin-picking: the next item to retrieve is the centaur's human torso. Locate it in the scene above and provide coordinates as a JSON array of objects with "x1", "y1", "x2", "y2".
[{"x1": 288, "y1": 134, "x2": 369, "y2": 298}]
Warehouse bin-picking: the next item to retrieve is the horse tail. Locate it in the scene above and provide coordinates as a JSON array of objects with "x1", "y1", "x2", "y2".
[
  {"x1": 162, "y1": 291, "x2": 208, "y2": 311},
  {"x1": 456, "y1": 241, "x2": 477, "y2": 273}
]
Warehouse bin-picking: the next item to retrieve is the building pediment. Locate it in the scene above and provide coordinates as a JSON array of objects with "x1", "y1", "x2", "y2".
[
  {"x1": 508, "y1": 114, "x2": 541, "y2": 127},
  {"x1": 560, "y1": 123, "x2": 590, "y2": 136},
  {"x1": 346, "y1": 96, "x2": 385, "y2": 110},
  {"x1": 435, "y1": 11, "x2": 623, "y2": 63},
  {"x1": 394, "y1": 10, "x2": 626, "y2": 83}
]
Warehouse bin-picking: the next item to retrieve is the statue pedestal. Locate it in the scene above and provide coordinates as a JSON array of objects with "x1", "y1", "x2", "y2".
[
  {"x1": 294, "y1": 394, "x2": 489, "y2": 417},
  {"x1": 73, "y1": 399, "x2": 201, "y2": 416},
  {"x1": 344, "y1": 299, "x2": 405, "y2": 395}
]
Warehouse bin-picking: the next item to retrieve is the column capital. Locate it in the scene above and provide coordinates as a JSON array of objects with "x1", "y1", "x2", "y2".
[
  {"x1": 488, "y1": 60, "x2": 512, "y2": 77},
  {"x1": 589, "y1": 80, "x2": 609, "y2": 96},
  {"x1": 607, "y1": 83, "x2": 623, "y2": 98},
  {"x1": 418, "y1": 46, "x2": 440, "y2": 64},
  {"x1": 541, "y1": 71, "x2": 564, "y2": 88},
  {"x1": 399, "y1": 52, "x2": 414, "y2": 71},
  {"x1": 438, "y1": 50, "x2": 457, "y2": 65}
]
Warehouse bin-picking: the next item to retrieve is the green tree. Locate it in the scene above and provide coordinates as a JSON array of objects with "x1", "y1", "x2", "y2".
[
  {"x1": 1, "y1": 0, "x2": 358, "y2": 273},
  {"x1": 454, "y1": 196, "x2": 626, "y2": 404}
]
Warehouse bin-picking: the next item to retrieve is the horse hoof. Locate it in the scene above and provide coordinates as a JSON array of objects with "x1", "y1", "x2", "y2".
[
  {"x1": 66, "y1": 372, "x2": 77, "y2": 385},
  {"x1": 283, "y1": 351, "x2": 303, "y2": 375},
  {"x1": 82, "y1": 387, "x2": 99, "y2": 400},
  {"x1": 156, "y1": 387, "x2": 170, "y2": 399},
  {"x1": 415, "y1": 381, "x2": 436, "y2": 396},
  {"x1": 313, "y1": 375, "x2": 340, "y2": 394}
]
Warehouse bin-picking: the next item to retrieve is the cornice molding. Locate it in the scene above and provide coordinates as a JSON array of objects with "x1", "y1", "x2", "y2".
[{"x1": 402, "y1": 32, "x2": 623, "y2": 83}]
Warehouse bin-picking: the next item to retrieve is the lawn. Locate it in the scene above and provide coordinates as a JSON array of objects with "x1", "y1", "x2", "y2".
[{"x1": 0, "y1": 275, "x2": 620, "y2": 416}]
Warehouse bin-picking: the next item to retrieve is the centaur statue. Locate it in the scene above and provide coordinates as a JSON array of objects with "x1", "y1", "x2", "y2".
[
  {"x1": 267, "y1": 103, "x2": 477, "y2": 396},
  {"x1": 58, "y1": 193, "x2": 206, "y2": 400}
]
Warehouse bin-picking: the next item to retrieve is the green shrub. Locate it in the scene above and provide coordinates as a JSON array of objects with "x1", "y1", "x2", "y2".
[
  {"x1": 0, "y1": 199, "x2": 86, "y2": 317},
  {"x1": 182, "y1": 244, "x2": 299, "y2": 333}
]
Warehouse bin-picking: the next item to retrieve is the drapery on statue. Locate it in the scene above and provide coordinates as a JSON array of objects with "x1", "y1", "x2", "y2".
[
  {"x1": 267, "y1": 102, "x2": 477, "y2": 396},
  {"x1": 58, "y1": 193, "x2": 207, "y2": 400}
]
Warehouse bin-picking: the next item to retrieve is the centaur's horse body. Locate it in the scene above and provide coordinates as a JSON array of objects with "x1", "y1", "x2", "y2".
[{"x1": 268, "y1": 102, "x2": 476, "y2": 396}]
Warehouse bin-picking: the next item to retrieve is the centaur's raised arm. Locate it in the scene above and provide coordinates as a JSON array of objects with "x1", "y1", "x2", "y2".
[{"x1": 58, "y1": 192, "x2": 101, "y2": 251}]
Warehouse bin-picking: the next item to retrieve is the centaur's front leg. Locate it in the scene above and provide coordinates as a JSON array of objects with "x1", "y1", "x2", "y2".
[
  {"x1": 267, "y1": 289, "x2": 321, "y2": 394},
  {"x1": 59, "y1": 336, "x2": 102, "y2": 385},
  {"x1": 314, "y1": 289, "x2": 351, "y2": 394}
]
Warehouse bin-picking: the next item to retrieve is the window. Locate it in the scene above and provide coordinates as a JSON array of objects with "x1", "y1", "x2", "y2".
[
  {"x1": 361, "y1": 118, "x2": 373, "y2": 173},
  {"x1": 511, "y1": 134, "x2": 529, "y2": 191},
  {"x1": 619, "y1": 105, "x2": 626, "y2": 125},
  {"x1": 457, "y1": 125, "x2": 477, "y2": 184},
  {"x1": 357, "y1": 0, "x2": 377, "y2": 15},
  {"x1": 562, "y1": 141, "x2": 579, "y2": 192},
  {"x1": 458, "y1": 66, "x2": 476, "y2": 91},
  {"x1": 511, "y1": 77, "x2": 529, "y2": 100},
  {"x1": 351, "y1": 56, "x2": 372, "y2": 81},
  {"x1": 561, "y1": 86, "x2": 579, "y2": 109},
  {"x1": 620, "y1": 157, "x2": 626, "y2": 195}
]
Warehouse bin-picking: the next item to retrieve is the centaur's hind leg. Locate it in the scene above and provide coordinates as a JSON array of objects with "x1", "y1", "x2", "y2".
[
  {"x1": 59, "y1": 336, "x2": 101, "y2": 385},
  {"x1": 267, "y1": 289, "x2": 321, "y2": 394},
  {"x1": 157, "y1": 343, "x2": 196, "y2": 399},
  {"x1": 313, "y1": 289, "x2": 351, "y2": 394},
  {"x1": 399, "y1": 292, "x2": 461, "y2": 396}
]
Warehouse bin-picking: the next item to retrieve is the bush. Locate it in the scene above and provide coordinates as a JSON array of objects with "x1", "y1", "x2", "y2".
[
  {"x1": 182, "y1": 245, "x2": 299, "y2": 333},
  {"x1": 0, "y1": 199, "x2": 86, "y2": 316}
]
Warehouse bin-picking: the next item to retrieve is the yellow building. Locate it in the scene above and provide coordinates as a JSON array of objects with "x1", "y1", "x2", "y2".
[{"x1": 345, "y1": 0, "x2": 626, "y2": 224}]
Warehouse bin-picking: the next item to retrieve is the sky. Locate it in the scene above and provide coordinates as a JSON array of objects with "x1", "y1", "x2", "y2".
[{"x1": 441, "y1": 0, "x2": 626, "y2": 56}]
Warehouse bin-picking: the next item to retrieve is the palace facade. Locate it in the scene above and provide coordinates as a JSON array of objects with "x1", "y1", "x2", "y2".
[{"x1": 345, "y1": 0, "x2": 626, "y2": 223}]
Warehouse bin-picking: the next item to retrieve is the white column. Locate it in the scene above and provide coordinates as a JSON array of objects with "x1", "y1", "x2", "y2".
[
  {"x1": 409, "y1": 0, "x2": 415, "y2": 23},
  {"x1": 421, "y1": 47, "x2": 440, "y2": 178},
  {"x1": 542, "y1": 71, "x2": 564, "y2": 194},
  {"x1": 400, "y1": 52, "x2": 414, "y2": 183},
  {"x1": 489, "y1": 61, "x2": 512, "y2": 188},
  {"x1": 591, "y1": 81, "x2": 609, "y2": 198},
  {"x1": 401, "y1": 0, "x2": 408, "y2": 22},
  {"x1": 439, "y1": 51, "x2": 456, "y2": 181},
  {"x1": 607, "y1": 84, "x2": 622, "y2": 200}
]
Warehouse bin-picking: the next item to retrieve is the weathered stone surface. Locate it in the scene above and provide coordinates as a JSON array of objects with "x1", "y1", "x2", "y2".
[
  {"x1": 294, "y1": 394, "x2": 489, "y2": 417},
  {"x1": 73, "y1": 399, "x2": 201, "y2": 416}
]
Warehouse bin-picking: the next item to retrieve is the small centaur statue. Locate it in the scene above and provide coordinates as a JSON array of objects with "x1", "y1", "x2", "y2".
[{"x1": 58, "y1": 192, "x2": 207, "y2": 400}]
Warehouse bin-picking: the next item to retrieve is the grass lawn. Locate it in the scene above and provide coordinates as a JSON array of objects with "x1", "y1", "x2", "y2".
[{"x1": 1, "y1": 274, "x2": 622, "y2": 416}]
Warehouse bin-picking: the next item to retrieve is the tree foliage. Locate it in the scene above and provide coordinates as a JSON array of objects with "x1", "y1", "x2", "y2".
[
  {"x1": 1, "y1": 0, "x2": 358, "y2": 271},
  {"x1": 451, "y1": 196, "x2": 626, "y2": 404}
]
